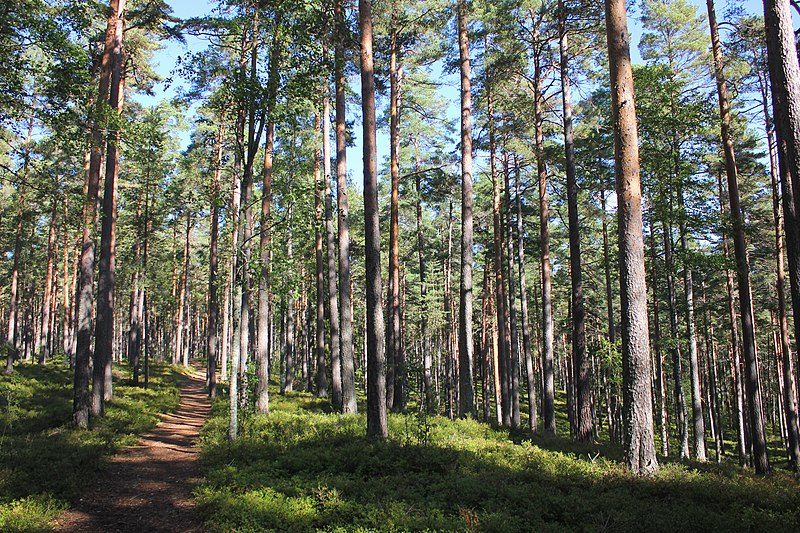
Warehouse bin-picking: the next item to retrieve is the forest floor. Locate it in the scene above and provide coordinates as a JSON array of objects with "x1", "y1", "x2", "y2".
[
  {"x1": 51, "y1": 365, "x2": 210, "y2": 533},
  {"x1": 196, "y1": 388, "x2": 800, "y2": 533}
]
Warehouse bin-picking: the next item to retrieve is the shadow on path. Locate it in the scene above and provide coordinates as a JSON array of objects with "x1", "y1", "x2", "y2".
[{"x1": 53, "y1": 366, "x2": 211, "y2": 533}]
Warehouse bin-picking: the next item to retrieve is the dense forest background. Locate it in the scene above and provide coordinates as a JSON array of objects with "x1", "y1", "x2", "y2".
[{"x1": 3, "y1": 0, "x2": 800, "y2": 486}]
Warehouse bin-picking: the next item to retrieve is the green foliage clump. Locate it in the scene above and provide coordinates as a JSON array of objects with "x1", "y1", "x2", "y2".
[
  {"x1": 0, "y1": 361, "x2": 185, "y2": 531},
  {"x1": 198, "y1": 387, "x2": 800, "y2": 532}
]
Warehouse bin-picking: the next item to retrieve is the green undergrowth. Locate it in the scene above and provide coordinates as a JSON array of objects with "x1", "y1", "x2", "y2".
[
  {"x1": 0, "y1": 360, "x2": 188, "y2": 531},
  {"x1": 197, "y1": 390, "x2": 800, "y2": 533}
]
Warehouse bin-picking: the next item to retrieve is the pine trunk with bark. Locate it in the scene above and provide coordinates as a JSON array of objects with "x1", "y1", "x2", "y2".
[
  {"x1": 559, "y1": 2, "x2": 591, "y2": 441},
  {"x1": 73, "y1": 0, "x2": 122, "y2": 428},
  {"x1": 336, "y1": 0, "x2": 356, "y2": 414},
  {"x1": 605, "y1": 0, "x2": 658, "y2": 474},
  {"x1": 457, "y1": 0, "x2": 475, "y2": 418},
  {"x1": 360, "y1": 0, "x2": 387, "y2": 438},
  {"x1": 763, "y1": 0, "x2": 800, "y2": 473}
]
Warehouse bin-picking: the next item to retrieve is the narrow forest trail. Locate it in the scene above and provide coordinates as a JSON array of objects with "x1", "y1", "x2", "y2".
[{"x1": 53, "y1": 366, "x2": 211, "y2": 533}]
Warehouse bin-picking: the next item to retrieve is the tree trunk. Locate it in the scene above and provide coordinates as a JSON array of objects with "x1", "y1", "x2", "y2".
[
  {"x1": 514, "y1": 159, "x2": 537, "y2": 432},
  {"x1": 664, "y1": 222, "x2": 690, "y2": 459},
  {"x1": 73, "y1": 0, "x2": 122, "y2": 428},
  {"x1": 503, "y1": 155, "x2": 521, "y2": 428},
  {"x1": 414, "y1": 152, "x2": 433, "y2": 413},
  {"x1": 712, "y1": 0, "x2": 769, "y2": 474},
  {"x1": 648, "y1": 227, "x2": 669, "y2": 456},
  {"x1": 605, "y1": 0, "x2": 658, "y2": 474},
  {"x1": 487, "y1": 83, "x2": 510, "y2": 426},
  {"x1": 38, "y1": 200, "x2": 58, "y2": 364},
  {"x1": 677, "y1": 186, "x2": 706, "y2": 461},
  {"x1": 536, "y1": 58, "x2": 555, "y2": 435},
  {"x1": 360, "y1": 0, "x2": 387, "y2": 438},
  {"x1": 322, "y1": 72, "x2": 342, "y2": 410},
  {"x1": 336, "y1": 0, "x2": 356, "y2": 414},
  {"x1": 762, "y1": 0, "x2": 800, "y2": 473},
  {"x1": 315, "y1": 114, "x2": 329, "y2": 398},
  {"x1": 256, "y1": 15, "x2": 282, "y2": 414},
  {"x1": 559, "y1": 2, "x2": 591, "y2": 440},
  {"x1": 207, "y1": 122, "x2": 223, "y2": 398},
  {"x1": 93, "y1": 7, "x2": 125, "y2": 414},
  {"x1": 457, "y1": 0, "x2": 475, "y2": 419},
  {"x1": 386, "y1": 8, "x2": 404, "y2": 411}
]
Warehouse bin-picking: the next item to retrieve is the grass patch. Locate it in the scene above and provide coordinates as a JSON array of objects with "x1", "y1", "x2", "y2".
[
  {"x1": 0, "y1": 361, "x2": 187, "y2": 531},
  {"x1": 198, "y1": 388, "x2": 800, "y2": 532}
]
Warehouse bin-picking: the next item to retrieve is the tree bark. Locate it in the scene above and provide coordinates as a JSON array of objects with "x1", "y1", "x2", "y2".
[
  {"x1": 605, "y1": 0, "x2": 658, "y2": 474},
  {"x1": 762, "y1": 0, "x2": 800, "y2": 473},
  {"x1": 536, "y1": 57, "x2": 555, "y2": 435},
  {"x1": 386, "y1": 7, "x2": 404, "y2": 411},
  {"x1": 336, "y1": 0, "x2": 356, "y2": 414},
  {"x1": 256, "y1": 14, "x2": 282, "y2": 414},
  {"x1": 664, "y1": 221, "x2": 690, "y2": 459},
  {"x1": 487, "y1": 83, "x2": 510, "y2": 426},
  {"x1": 360, "y1": 0, "x2": 387, "y2": 438},
  {"x1": 503, "y1": 155, "x2": 521, "y2": 428},
  {"x1": 559, "y1": 2, "x2": 591, "y2": 440},
  {"x1": 93, "y1": 5, "x2": 125, "y2": 414},
  {"x1": 207, "y1": 122, "x2": 223, "y2": 398},
  {"x1": 322, "y1": 71, "x2": 342, "y2": 410},
  {"x1": 73, "y1": 0, "x2": 122, "y2": 428},
  {"x1": 414, "y1": 151, "x2": 433, "y2": 413},
  {"x1": 457, "y1": 0, "x2": 475, "y2": 418},
  {"x1": 37, "y1": 200, "x2": 58, "y2": 364},
  {"x1": 677, "y1": 186, "x2": 706, "y2": 461},
  {"x1": 315, "y1": 114, "x2": 329, "y2": 398}
]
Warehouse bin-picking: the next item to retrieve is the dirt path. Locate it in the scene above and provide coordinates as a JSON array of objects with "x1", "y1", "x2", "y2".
[{"x1": 53, "y1": 367, "x2": 211, "y2": 533}]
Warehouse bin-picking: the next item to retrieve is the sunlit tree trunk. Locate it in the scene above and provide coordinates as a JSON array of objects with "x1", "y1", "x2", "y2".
[
  {"x1": 74, "y1": 0, "x2": 122, "y2": 428},
  {"x1": 559, "y1": 1, "x2": 590, "y2": 440},
  {"x1": 256, "y1": 15, "x2": 282, "y2": 414},
  {"x1": 457, "y1": 0, "x2": 475, "y2": 418},
  {"x1": 386, "y1": 6, "x2": 404, "y2": 411},
  {"x1": 336, "y1": 0, "x2": 356, "y2": 414},
  {"x1": 360, "y1": 0, "x2": 387, "y2": 437},
  {"x1": 605, "y1": 0, "x2": 658, "y2": 474},
  {"x1": 762, "y1": 0, "x2": 800, "y2": 473},
  {"x1": 322, "y1": 71, "x2": 342, "y2": 409}
]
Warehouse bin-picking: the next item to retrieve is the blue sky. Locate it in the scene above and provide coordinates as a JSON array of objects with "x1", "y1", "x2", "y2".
[{"x1": 136, "y1": 0, "x2": 779, "y2": 182}]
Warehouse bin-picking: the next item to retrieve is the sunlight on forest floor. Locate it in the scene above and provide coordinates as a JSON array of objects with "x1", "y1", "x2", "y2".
[
  {"x1": 0, "y1": 362, "x2": 187, "y2": 531},
  {"x1": 197, "y1": 386, "x2": 800, "y2": 532}
]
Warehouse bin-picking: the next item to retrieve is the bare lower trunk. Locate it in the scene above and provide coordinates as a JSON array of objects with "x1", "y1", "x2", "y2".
[
  {"x1": 760, "y1": 0, "x2": 800, "y2": 472},
  {"x1": 605, "y1": 0, "x2": 658, "y2": 474},
  {"x1": 560, "y1": 5, "x2": 590, "y2": 440},
  {"x1": 457, "y1": 0, "x2": 475, "y2": 418},
  {"x1": 336, "y1": 0, "x2": 356, "y2": 414},
  {"x1": 74, "y1": 0, "x2": 122, "y2": 428},
  {"x1": 38, "y1": 200, "x2": 58, "y2": 364},
  {"x1": 536, "y1": 68, "x2": 555, "y2": 434},
  {"x1": 322, "y1": 80, "x2": 341, "y2": 409},
  {"x1": 360, "y1": 0, "x2": 387, "y2": 438},
  {"x1": 315, "y1": 114, "x2": 329, "y2": 398},
  {"x1": 386, "y1": 11, "x2": 403, "y2": 411},
  {"x1": 664, "y1": 222, "x2": 690, "y2": 459},
  {"x1": 514, "y1": 160, "x2": 537, "y2": 432},
  {"x1": 503, "y1": 157, "x2": 521, "y2": 428}
]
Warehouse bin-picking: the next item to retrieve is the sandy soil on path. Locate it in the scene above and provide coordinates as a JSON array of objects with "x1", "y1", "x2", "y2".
[{"x1": 53, "y1": 367, "x2": 212, "y2": 532}]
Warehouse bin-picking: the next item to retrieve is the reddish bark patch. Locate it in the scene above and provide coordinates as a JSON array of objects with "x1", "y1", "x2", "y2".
[{"x1": 53, "y1": 367, "x2": 211, "y2": 532}]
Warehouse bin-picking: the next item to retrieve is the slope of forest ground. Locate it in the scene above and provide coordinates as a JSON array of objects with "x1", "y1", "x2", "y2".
[
  {"x1": 0, "y1": 361, "x2": 188, "y2": 531},
  {"x1": 197, "y1": 387, "x2": 800, "y2": 533}
]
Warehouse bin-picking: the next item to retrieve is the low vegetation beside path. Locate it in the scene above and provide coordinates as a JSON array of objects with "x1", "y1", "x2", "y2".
[
  {"x1": 0, "y1": 361, "x2": 187, "y2": 531},
  {"x1": 197, "y1": 388, "x2": 800, "y2": 533}
]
